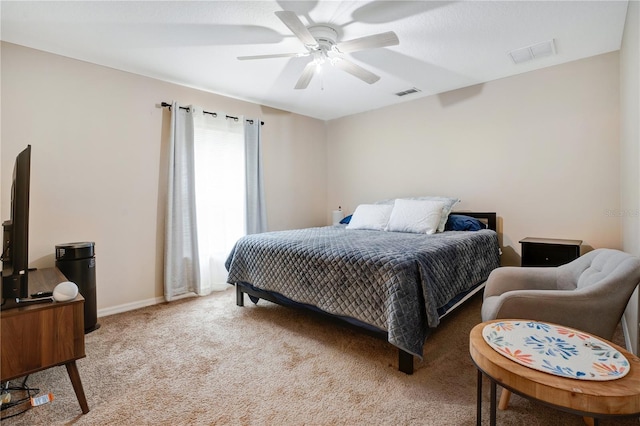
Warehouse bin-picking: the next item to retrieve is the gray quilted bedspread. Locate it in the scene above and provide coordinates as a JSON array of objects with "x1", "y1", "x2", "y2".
[{"x1": 225, "y1": 226, "x2": 500, "y2": 358}]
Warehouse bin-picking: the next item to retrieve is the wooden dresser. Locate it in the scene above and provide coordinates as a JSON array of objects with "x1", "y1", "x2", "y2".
[{"x1": 1, "y1": 267, "x2": 89, "y2": 414}]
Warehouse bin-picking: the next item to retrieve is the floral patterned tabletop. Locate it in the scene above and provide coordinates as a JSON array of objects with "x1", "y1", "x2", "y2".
[{"x1": 482, "y1": 320, "x2": 629, "y2": 381}]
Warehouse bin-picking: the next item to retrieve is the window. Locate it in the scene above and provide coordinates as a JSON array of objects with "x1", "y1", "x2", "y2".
[{"x1": 193, "y1": 113, "x2": 246, "y2": 291}]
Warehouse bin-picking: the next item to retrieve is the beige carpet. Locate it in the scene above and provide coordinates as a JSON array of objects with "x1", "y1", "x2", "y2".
[{"x1": 1, "y1": 288, "x2": 637, "y2": 425}]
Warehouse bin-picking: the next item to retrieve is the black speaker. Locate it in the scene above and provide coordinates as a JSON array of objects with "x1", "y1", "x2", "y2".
[{"x1": 55, "y1": 242, "x2": 99, "y2": 333}]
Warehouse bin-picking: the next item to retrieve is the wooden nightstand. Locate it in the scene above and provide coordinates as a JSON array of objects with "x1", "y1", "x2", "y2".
[{"x1": 519, "y1": 237, "x2": 582, "y2": 267}]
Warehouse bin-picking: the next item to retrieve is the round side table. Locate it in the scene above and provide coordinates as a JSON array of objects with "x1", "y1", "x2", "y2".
[{"x1": 469, "y1": 320, "x2": 640, "y2": 425}]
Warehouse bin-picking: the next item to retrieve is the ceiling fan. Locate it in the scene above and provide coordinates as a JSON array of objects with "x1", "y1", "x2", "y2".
[{"x1": 237, "y1": 11, "x2": 399, "y2": 89}]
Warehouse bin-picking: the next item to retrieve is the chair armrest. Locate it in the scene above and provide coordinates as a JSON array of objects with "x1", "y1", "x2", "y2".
[{"x1": 483, "y1": 267, "x2": 558, "y2": 299}]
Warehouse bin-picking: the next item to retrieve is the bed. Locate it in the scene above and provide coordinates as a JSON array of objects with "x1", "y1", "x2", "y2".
[{"x1": 225, "y1": 203, "x2": 500, "y2": 374}]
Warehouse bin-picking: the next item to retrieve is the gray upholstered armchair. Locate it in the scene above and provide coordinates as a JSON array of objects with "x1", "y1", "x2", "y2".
[
  {"x1": 481, "y1": 248, "x2": 640, "y2": 414},
  {"x1": 482, "y1": 248, "x2": 640, "y2": 339}
]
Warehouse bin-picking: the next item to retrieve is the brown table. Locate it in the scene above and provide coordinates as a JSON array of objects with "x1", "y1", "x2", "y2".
[
  {"x1": 470, "y1": 320, "x2": 640, "y2": 425},
  {"x1": 1, "y1": 268, "x2": 89, "y2": 414}
]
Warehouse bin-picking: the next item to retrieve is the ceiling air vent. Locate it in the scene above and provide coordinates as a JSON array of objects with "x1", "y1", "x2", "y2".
[
  {"x1": 395, "y1": 87, "x2": 421, "y2": 97},
  {"x1": 508, "y1": 39, "x2": 556, "y2": 64}
]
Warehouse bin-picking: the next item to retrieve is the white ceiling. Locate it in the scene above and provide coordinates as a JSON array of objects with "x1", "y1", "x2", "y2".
[{"x1": 0, "y1": 1, "x2": 629, "y2": 121}]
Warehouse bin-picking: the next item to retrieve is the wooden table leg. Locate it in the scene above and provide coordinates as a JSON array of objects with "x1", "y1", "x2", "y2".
[
  {"x1": 499, "y1": 388, "x2": 511, "y2": 410},
  {"x1": 65, "y1": 361, "x2": 89, "y2": 414},
  {"x1": 477, "y1": 369, "x2": 482, "y2": 426}
]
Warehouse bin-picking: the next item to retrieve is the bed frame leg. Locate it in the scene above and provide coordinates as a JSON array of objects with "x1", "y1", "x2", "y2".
[
  {"x1": 236, "y1": 285, "x2": 244, "y2": 307},
  {"x1": 398, "y1": 349, "x2": 414, "y2": 374}
]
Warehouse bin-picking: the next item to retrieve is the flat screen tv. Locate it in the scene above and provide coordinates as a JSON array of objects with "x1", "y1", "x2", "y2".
[{"x1": 2, "y1": 145, "x2": 31, "y2": 305}]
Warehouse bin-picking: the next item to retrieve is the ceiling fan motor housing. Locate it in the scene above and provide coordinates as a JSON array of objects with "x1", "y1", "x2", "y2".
[{"x1": 308, "y1": 25, "x2": 339, "y2": 50}]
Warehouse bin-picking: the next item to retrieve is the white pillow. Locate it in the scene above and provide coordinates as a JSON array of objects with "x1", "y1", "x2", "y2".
[
  {"x1": 346, "y1": 204, "x2": 393, "y2": 231},
  {"x1": 375, "y1": 196, "x2": 459, "y2": 232},
  {"x1": 386, "y1": 199, "x2": 445, "y2": 234}
]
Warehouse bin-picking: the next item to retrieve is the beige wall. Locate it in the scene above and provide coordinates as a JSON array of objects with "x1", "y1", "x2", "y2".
[
  {"x1": 326, "y1": 52, "x2": 621, "y2": 267},
  {"x1": 1, "y1": 42, "x2": 327, "y2": 313},
  {"x1": 620, "y1": 0, "x2": 640, "y2": 354},
  {"x1": 2, "y1": 37, "x2": 634, "y2": 339}
]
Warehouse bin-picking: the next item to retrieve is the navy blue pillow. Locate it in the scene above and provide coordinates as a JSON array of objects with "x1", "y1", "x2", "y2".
[
  {"x1": 445, "y1": 215, "x2": 485, "y2": 231},
  {"x1": 339, "y1": 214, "x2": 352, "y2": 225}
]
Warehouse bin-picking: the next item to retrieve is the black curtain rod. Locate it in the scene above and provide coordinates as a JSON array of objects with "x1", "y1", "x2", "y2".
[{"x1": 161, "y1": 102, "x2": 263, "y2": 125}]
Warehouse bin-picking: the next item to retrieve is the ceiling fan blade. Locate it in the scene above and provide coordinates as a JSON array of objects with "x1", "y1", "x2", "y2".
[
  {"x1": 333, "y1": 59, "x2": 380, "y2": 84},
  {"x1": 295, "y1": 61, "x2": 317, "y2": 89},
  {"x1": 238, "y1": 52, "x2": 307, "y2": 60},
  {"x1": 275, "y1": 11, "x2": 318, "y2": 48},
  {"x1": 336, "y1": 31, "x2": 399, "y2": 53}
]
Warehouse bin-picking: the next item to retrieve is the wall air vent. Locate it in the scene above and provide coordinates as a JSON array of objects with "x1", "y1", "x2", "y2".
[
  {"x1": 395, "y1": 87, "x2": 421, "y2": 97},
  {"x1": 508, "y1": 39, "x2": 556, "y2": 64}
]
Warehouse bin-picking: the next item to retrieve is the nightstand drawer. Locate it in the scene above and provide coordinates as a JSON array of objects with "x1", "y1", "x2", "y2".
[{"x1": 520, "y1": 237, "x2": 582, "y2": 267}]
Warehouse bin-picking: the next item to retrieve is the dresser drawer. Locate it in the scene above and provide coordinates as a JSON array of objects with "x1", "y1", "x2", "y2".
[{"x1": 520, "y1": 238, "x2": 582, "y2": 267}]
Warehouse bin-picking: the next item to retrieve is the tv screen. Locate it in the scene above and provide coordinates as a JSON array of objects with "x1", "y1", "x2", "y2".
[{"x1": 2, "y1": 145, "x2": 31, "y2": 302}]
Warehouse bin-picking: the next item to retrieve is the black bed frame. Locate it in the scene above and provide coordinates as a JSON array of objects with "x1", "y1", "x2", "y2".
[{"x1": 234, "y1": 212, "x2": 498, "y2": 375}]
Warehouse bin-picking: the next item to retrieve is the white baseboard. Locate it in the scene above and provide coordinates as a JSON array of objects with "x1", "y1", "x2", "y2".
[
  {"x1": 97, "y1": 296, "x2": 165, "y2": 318},
  {"x1": 96, "y1": 292, "x2": 198, "y2": 318}
]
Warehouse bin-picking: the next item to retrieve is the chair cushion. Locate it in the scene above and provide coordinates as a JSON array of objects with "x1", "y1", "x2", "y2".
[{"x1": 557, "y1": 249, "x2": 640, "y2": 291}]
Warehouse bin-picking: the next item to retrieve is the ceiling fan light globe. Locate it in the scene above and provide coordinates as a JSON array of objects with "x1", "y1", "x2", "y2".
[{"x1": 311, "y1": 50, "x2": 325, "y2": 65}]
